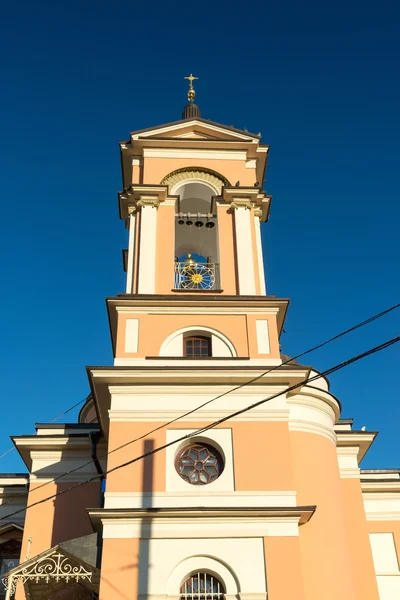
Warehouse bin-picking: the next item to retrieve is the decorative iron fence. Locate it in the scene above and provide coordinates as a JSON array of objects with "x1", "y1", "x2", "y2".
[{"x1": 174, "y1": 262, "x2": 220, "y2": 291}]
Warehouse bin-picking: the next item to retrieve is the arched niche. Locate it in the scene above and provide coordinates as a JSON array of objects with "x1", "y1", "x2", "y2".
[
  {"x1": 160, "y1": 326, "x2": 237, "y2": 358},
  {"x1": 166, "y1": 555, "x2": 240, "y2": 597}
]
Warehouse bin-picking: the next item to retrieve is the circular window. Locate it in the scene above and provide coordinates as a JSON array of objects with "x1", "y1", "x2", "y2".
[{"x1": 176, "y1": 443, "x2": 224, "y2": 485}]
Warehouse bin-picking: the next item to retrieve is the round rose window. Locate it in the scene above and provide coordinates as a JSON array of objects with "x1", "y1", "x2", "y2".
[{"x1": 176, "y1": 443, "x2": 223, "y2": 485}]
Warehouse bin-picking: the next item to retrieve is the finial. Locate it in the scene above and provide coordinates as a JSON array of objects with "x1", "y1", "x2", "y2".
[{"x1": 184, "y1": 73, "x2": 198, "y2": 104}]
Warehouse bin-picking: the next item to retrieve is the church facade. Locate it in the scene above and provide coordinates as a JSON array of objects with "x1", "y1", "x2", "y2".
[{"x1": 1, "y1": 82, "x2": 399, "y2": 600}]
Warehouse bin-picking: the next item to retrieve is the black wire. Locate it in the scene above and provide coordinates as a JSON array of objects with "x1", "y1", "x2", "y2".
[
  {"x1": 2, "y1": 334, "x2": 399, "y2": 522},
  {"x1": 2, "y1": 301, "x2": 399, "y2": 507}
]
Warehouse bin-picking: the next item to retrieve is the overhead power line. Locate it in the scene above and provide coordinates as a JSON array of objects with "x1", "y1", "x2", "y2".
[
  {"x1": 2, "y1": 334, "x2": 399, "y2": 522},
  {"x1": 0, "y1": 301, "x2": 399, "y2": 508}
]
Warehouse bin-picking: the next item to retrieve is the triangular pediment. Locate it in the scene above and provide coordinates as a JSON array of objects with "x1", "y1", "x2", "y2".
[{"x1": 131, "y1": 118, "x2": 259, "y2": 143}]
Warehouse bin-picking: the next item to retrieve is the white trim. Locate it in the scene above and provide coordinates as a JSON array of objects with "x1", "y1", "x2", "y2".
[
  {"x1": 255, "y1": 320, "x2": 270, "y2": 354},
  {"x1": 138, "y1": 205, "x2": 157, "y2": 293},
  {"x1": 132, "y1": 120, "x2": 258, "y2": 141},
  {"x1": 159, "y1": 326, "x2": 237, "y2": 357},
  {"x1": 166, "y1": 429, "x2": 234, "y2": 492},
  {"x1": 370, "y1": 533, "x2": 400, "y2": 573},
  {"x1": 104, "y1": 490, "x2": 297, "y2": 509},
  {"x1": 143, "y1": 149, "x2": 247, "y2": 161},
  {"x1": 108, "y1": 409, "x2": 290, "y2": 423},
  {"x1": 234, "y1": 207, "x2": 256, "y2": 295},
  {"x1": 246, "y1": 159, "x2": 257, "y2": 169},
  {"x1": 101, "y1": 517, "x2": 300, "y2": 538},
  {"x1": 114, "y1": 358, "x2": 282, "y2": 367},
  {"x1": 166, "y1": 555, "x2": 239, "y2": 596},
  {"x1": 114, "y1": 306, "x2": 281, "y2": 315},
  {"x1": 170, "y1": 178, "x2": 220, "y2": 196},
  {"x1": 254, "y1": 217, "x2": 266, "y2": 295},
  {"x1": 124, "y1": 319, "x2": 139, "y2": 353},
  {"x1": 126, "y1": 212, "x2": 136, "y2": 293}
]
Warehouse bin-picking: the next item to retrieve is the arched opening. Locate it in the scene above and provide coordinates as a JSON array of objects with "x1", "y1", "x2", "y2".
[
  {"x1": 173, "y1": 178, "x2": 221, "y2": 291},
  {"x1": 180, "y1": 572, "x2": 225, "y2": 600},
  {"x1": 160, "y1": 327, "x2": 237, "y2": 358}
]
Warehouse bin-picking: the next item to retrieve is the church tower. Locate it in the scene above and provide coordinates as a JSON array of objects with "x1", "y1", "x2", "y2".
[
  {"x1": 7, "y1": 78, "x2": 400, "y2": 600},
  {"x1": 86, "y1": 78, "x2": 380, "y2": 600}
]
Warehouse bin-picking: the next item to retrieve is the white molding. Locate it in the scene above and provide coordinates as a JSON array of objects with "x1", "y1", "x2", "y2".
[
  {"x1": 138, "y1": 204, "x2": 157, "y2": 293},
  {"x1": 254, "y1": 217, "x2": 266, "y2": 295},
  {"x1": 104, "y1": 490, "x2": 297, "y2": 509},
  {"x1": 143, "y1": 149, "x2": 247, "y2": 161},
  {"x1": 126, "y1": 212, "x2": 136, "y2": 293},
  {"x1": 124, "y1": 319, "x2": 139, "y2": 353},
  {"x1": 363, "y1": 492, "x2": 400, "y2": 520},
  {"x1": 108, "y1": 409, "x2": 290, "y2": 423},
  {"x1": 114, "y1": 358, "x2": 282, "y2": 367},
  {"x1": 115, "y1": 306, "x2": 281, "y2": 315},
  {"x1": 101, "y1": 517, "x2": 300, "y2": 538},
  {"x1": 132, "y1": 120, "x2": 260, "y2": 141},
  {"x1": 255, "y1": 320, "x2": 270, "y2": 354}
]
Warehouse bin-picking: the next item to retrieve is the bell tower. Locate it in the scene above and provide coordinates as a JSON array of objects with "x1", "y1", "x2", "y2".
[{"x1": 113, "y1": 77, "x2": 283, "y2": 365}]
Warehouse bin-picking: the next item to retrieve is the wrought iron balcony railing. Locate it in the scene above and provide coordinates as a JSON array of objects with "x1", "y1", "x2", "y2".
[{"x1": 174, "y1": 262, "x2": 220, "y2": 291}]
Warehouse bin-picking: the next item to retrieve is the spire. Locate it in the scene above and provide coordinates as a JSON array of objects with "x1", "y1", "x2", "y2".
[{"x1": 182, "y1": 73, "x2": 201, "y2": 119}]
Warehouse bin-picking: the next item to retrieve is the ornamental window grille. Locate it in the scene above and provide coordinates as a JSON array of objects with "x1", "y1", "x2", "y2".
[
  {"x1": 176, "y1": 443, "x2": 224, "y2": 485},
  {"x1": 184, "y1": 336, "x2": 211, "y2": 358},
  {"x1": 180, "y1": 572, "x2": 225, "y2": 600}
]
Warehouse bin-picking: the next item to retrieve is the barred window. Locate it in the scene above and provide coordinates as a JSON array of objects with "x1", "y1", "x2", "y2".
[
  {"x1": 180, "y1": 572, "x2": 225, "y2": 600},
  {"x1": 184, "y1": 336, "x2": 211, "y2": 358}
]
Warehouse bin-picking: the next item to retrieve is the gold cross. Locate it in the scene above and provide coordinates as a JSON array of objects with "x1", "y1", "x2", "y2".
[{"x1": 184, "y1": 73, "x2": 198, "y2": 89}]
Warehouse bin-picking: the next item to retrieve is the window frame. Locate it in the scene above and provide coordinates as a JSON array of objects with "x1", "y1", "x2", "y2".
[{"x1": 183, "y1": 335, "x2": 212, "y2": 358}]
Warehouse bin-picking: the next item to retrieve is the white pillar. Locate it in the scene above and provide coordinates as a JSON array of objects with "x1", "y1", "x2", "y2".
[
  {"x1": 126, "y1": 211, "x2": 136, "y2": 294},
  {"x1": 254, "y1": 214, "x2": 266, "y2": 295},
  {"x1": 233, "y1": 204, "x2": 256, "y2": 295},
  {"x1": 137, "y1": 199, "x2": 158, "y2": 294}
]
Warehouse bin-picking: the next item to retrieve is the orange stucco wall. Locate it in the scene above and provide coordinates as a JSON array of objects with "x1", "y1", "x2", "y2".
[
  {"x1": 155, "y1": 204, "x2": 175, "y2": 294},
  {"x1": 217, "y1": 204, "x2": 237, "y2": 294},
  {"x1": 341, "y1": 479, "x2": 380, "y2": 599},
  {"x1": 99, "y1": 538, "x2": 139, "y2": 600},
  {"x1": 234, "y1": 422, "x2": 294, "y2": 490},
  {"x1": 19, "y1": 482, "x2": 101, "y2": 560},
  {"x1": 116, "y1": 312, "x2": 280, "y2": 359},
  {"x1": 264, "y1": 536, "x2": 305, "y2": 599},
  {"x1": 290, "y1": 431, "x2": 357, "y2": 600},
  {"x1": 107, "y1": 422, "x2": 295, "y2": 493},
  {"x1": 142, "y1": 157, "x2": 255, "y2": 188}
]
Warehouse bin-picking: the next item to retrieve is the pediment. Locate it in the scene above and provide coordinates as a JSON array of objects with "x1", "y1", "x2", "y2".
[{"x1": 131, "y1": 118, "x2": 259, "y2": 143}]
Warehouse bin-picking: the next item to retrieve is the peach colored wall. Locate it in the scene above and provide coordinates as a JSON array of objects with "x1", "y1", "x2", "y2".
[
  {"x1": 116, "y1": 313, "x2": 250, "y2": 358},
  {"x1": 143, "y1": 157, "x2": 255, "y2": 187},
  {"x1": 155, "y1": 204, "x2": 175, "y2": 293},
  {"x1": 116, "y1": 312, "x2": 280, "y2": 359},
  {"x1": 107, "y1": 422, "x2": 295, "y2": 493},
  {"x1": 19, "y1": 482, "x2": 101, "y2": 560},
  {"x1": 246, "y1": 314, "x2": 280, "y2": 358},
  {"x1": 341, "y1": 479, "x2": 380, "y2": 599},
  {"x1": 234, "y1": 422, "x2": 295, "y2": 490},
  {"x1": 99, "y1": 538, "x2": 139, "y2": 600},
  {"x1": 217, "y1": 205, "x2": 237, "y2": 294},
  {"x1": 290, "y1": 431, "x2": 357, "y2": 600},
  {"x1": 264, "y1": 536, "x2": 305, "y2": 599}
]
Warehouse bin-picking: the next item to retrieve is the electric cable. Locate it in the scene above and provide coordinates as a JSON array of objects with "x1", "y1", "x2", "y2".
[
  {"x1": 1, "y1": 302, "x2": 398, "y2": 506},
  {"x1": 1, "y1": 334, "x2": 399, "y2": 522}
]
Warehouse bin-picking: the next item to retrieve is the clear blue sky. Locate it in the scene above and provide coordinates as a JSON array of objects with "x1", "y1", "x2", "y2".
[{"x1": 1, "y1": 1, "x2": 399, "y2": 472}]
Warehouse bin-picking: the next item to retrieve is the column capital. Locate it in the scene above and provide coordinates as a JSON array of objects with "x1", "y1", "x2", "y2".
[
  {"x1": 137, "y1": 196, "x2": 161, "y2": 209},
  {"x1": 231, "y1": 198, "x2": 254, "y2": 210}
]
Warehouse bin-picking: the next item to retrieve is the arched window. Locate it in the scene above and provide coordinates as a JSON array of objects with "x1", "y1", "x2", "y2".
[
  {"x1": 180, "y1": 572, "x2": 225, "y2": 600},
  {"x1": 184, "y1": 336, "x2": 211, "y2": 358}
]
